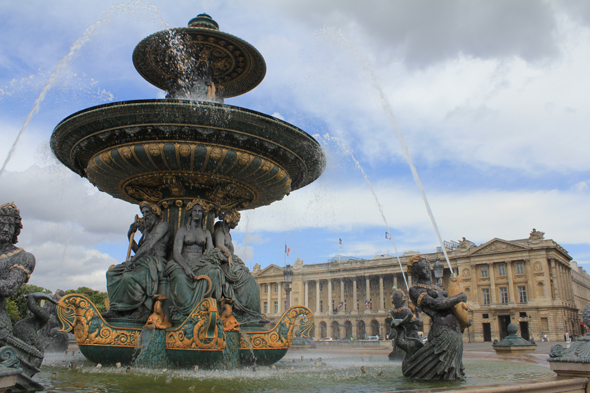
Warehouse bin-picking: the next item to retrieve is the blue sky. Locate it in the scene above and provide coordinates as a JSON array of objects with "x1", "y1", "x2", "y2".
[{"x1": 2, "y1": 1, "x2": 590, "y2": 291}]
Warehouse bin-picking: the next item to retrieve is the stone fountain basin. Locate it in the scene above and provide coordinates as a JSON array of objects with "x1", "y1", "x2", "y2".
[{"x1": 50, "y1": 100, "x2": 325, "y2": 209}]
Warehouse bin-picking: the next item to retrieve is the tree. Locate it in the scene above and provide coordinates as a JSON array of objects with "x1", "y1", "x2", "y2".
[
  {"x1": 65, "y1": 287, "x2": 108, "y2": 313},
  {"x1": 8, "y1": 284, "x2": 52, "y2": 323}
]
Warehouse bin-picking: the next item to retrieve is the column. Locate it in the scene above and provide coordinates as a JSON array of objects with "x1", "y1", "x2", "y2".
[
  {"x1": 472, "y1": 264, "x2": 479, "y2": 304},
  {"x1": 379, "y1": 276, "x2": 384, "y2": 312},
  {"x1": 340, "y1": 325, "x2": 345, "y2": 339},
  {"x1": 328, "y1": 324, "x2": 333, "y2": 338},
  {"x1": 352, "y1": 322, "x2": 358, "y2": 339},
  {"x1": 364, "y1": 276, "x2": 370, "y2": 313},
  {"x1": 550, "y1": 259, "x2": 561, "y2": 300},
  {"x1": 277, "y1": 282, "x2": 282, "y2": 314},
  {"x1": 506, "y1": 261, "x2": 515, "y2": 303},
  {"x1": 304, "y1": 281, "x2": 309, "y2": 308},
  {"x1": 328, "y1": 279, "x2": 333, "y2": 315},
  {"x1": 316, "y1": 280, "x2": 321, "y2": 313},
  {"x1": 267, "y1": 282, "x2": 272, "y2": 314},
  {"x1": 525, "y1": 260, "x2": 534, "y2": 303},
  {"x1": 352, "y1": 279, "x2": 358, "y2": 313},
  {"x1": 489, "y1": 263, "x2": 496, "y2": 303},
  {"x1": 340, "y1": 279, "x2": 345, "y2": 313}
]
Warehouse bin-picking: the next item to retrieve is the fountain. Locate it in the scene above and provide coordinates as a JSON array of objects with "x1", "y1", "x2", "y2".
[{"x1": 50, "y1": 13, "x2": 321, "y2": 369}]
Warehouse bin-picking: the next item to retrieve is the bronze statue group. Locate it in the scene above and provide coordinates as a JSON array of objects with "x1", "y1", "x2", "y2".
[{"x1": 103, "y1": 199, "x2": 264, "y2": 324}]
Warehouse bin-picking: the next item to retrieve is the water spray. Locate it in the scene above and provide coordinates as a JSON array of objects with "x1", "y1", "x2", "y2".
[
  {"x1": 322, "y1": 133, "x2": 409, "y2": 290},
  {"x1": 320, "y1": 27, "x2": 455, "y2": 276},
  {"x1": 0, "y1": 0, "x2": 167, "y2": 177}
]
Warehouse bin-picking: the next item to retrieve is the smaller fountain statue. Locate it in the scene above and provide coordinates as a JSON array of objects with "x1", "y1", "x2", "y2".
[
  {"x1": 390, "y1": 255, "x2": 467, "y2": 380},
  {"x1": 492, "y1": 323, "x2": 536, "y2": 354},
  {"x1": 388, "y1": 288, "x2": 422, "y2": 361},
  {"x1": 103, "y1": 202, "x2": 172, "y2": 320}
]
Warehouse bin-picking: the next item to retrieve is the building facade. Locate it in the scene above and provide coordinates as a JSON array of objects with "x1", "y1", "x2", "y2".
[{"x1": 252, "y1": 229, "x2": 590, "y2": 342}]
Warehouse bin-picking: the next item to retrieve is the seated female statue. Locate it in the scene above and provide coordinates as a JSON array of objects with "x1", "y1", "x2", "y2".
[
  {"x1": 213, "y1": 210, "x2": 265, "y2": 322},
  {"x1": 165, "y1": 199, "x2": 225, "y2": 321},
  {"x1": 401, "y1": 255, "x2": 467, "y2": 380}
]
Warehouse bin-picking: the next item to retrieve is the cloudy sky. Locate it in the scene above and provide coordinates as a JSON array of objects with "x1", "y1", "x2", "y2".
[{"x1": 1, "y1": 0, "x2": 590, "y2": 292}]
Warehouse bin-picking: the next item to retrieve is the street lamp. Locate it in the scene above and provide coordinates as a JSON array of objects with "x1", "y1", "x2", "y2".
[
  {"x1": 284, "y1": 264, "x2": 293, "y2": 309},
  {"x1": 433, "y1": 259, "x2": 444, "y2": 286}
]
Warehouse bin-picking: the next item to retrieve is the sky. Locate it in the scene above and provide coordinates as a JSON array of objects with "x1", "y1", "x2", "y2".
[{"x1": 1, "y1": 0, "x2": 590, "y2": 292}]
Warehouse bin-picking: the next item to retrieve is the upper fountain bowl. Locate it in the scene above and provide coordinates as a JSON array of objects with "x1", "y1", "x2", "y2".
[
  {"x1": 50, "y1": 99, "x2": 325, "y2": 211},
  {"x1": 133, "y1": 13, "x2": 266, "y2": 100}
]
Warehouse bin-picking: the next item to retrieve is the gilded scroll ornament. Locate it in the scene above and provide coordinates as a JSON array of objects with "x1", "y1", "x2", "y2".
[{"x1": 239, "y1": 306, "x2": 313, "y2": 350}]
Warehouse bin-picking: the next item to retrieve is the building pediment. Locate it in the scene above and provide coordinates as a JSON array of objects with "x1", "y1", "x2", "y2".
[
  {"x1": 468, "y1": 238, "x2": 529, "y2": 256},
  {"x1": 257, "y1": 264, "x2": 284, "y2": 277}
]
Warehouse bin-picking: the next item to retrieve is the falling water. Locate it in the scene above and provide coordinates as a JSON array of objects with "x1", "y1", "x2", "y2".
[
  {"x1": 321, "y1": 134, "x2": 409, "y2": 290},
  {"x1": 0, "y1": 0, "x2": 167, "y2": 177},
  {"x1": 320, "y1": 27, "x2": 454, "y2": 275}
]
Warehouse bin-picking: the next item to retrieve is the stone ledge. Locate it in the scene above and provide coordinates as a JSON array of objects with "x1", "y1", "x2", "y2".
[{"x1": 393, "y1": 377, "x2": 588, "y2": 393}]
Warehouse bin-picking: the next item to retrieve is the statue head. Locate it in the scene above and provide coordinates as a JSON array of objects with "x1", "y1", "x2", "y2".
[
  {"x1": 139, "y1": 201, "x2": 162, "y2": 228},
  {"x1": 407, "y1": 255, "x2": 431, "y2": 281},
  {"x1": 185, "y1": 199, "x2": 215, "y2": 230},
  {"x1": 391, "y1": 289, "x2": 406, "y2": 308},
  {"x1": 0, "y1": 202, "x2": 22, "y2": 245},
  {"x1": 220, "y1": 210, "x2": 241, "y2": 228}
]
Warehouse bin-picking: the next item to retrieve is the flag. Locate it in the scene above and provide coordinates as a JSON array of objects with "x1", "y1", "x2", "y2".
[
  {"x1": 339, "y1": 238, "x2": 342, "y2": 244},
  {"x1": 338, "y1": 302, "x2": 343, "y2": 309},
  {"x1": 285, "y1": 244, "x2": 290, "y2": 256},
  {"x1": 385, "y1": 232, "x2": 391, "y2": 239}
]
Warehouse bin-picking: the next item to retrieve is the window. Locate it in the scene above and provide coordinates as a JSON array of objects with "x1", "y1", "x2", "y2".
[
  {"x1": 500, "y1": 287, "x2": 508, "y2": 304},
  {"x1": 498, "y1": 264, "x2": 506, "y2": 276},
  {"x1": 284, "y1": 301, "x2": 287, "y2": 310},
  {"x1": 320, "y1": 301, "x2": 323, "y2": 312},
  {"x1": 518, "y1": 286, "x2": 527, "y2": 303},
  {"x1": 482, "y1": 288, "x2": 490, "y2": 305},
  {"x1": 516, "y1": 262, "x2": 524, "y2": 275},
  {"x1": 541, "y1": 317, "x2": 549, "y2": 330},
  {"x1": 264, "y1": 284, "x2": 268, "y2": 293},
  {"x1": 274, "y1": 301, "x2": 278, "y2": 313},
  {"x1": 520, "y1": 312, "x2": 527, "y2": 318},
  {"x1": 480, "y1": 266, "x2": 488, "y2": 278},
  {"x1": 263, "y1": 302, "x2": 268, "y2": 313},
  {"x1": 320, "y1": 283, "x2": 323, "y2": 291},
  {"x1": 482, "y1": 314, "x2": 489, "y2": 319},
  {"x1": 274, "y1": 284, "x2": 278, "y2": 293},
  {"x1": 332, "y1": 300, "x2": 335, "y2": 311}
]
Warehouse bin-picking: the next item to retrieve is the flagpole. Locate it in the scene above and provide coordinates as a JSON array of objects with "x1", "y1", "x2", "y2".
[
  {"x1": 284, "y1": 241, "x2": 286, "y2": 266},
  {"x1": 338, "y1": 239, "x2": 341, "y2": 263}
]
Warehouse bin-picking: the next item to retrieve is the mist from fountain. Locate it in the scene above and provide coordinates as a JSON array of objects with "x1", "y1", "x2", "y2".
[
  {"x1": 320, "y1": 133, "x2": 409, "y2": 290},
  {"x1": 319, "y1": 27, "x2": 454, "y2": 275},
  {"x1": 0, "y1": 0, "x2": 167, "y2": 177}
]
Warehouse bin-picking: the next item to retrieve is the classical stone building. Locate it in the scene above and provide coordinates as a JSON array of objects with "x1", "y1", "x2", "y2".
[{"x1": 252, "y1": 229, "x2": 590, "y2": 343}]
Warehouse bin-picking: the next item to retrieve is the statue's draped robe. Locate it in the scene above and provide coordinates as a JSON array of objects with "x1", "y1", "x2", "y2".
[
  {"x1": 402, "y1": 322, "x2": 464, "y2": 380},
  {"x1": 106, "y1": 256, "x2": 165, "y2": 312},
  {"x1": 165, "y1": 248, "x2": 225, "y2": 317},
  {"x1": 220, "y1": 255, "x2": 263, "y2": 319}
]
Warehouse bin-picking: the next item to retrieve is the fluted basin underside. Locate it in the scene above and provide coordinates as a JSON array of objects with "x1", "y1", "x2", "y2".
[{"x1": 50, "y1": 100, "x2": 325, "y2": 210}]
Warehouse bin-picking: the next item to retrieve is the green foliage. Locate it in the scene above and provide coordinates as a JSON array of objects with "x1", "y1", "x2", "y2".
[
  {"x1": 5, "y1": 299, "x2": 20, "y2": 325},
  {"x1": 65, "y1": 287, "x2": 108, "y2": 313},
  {"x1": 8, "y1": 284, "x2": 52, "y2": 323}
]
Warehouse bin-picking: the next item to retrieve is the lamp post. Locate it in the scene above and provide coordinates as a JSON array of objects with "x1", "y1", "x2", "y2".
[
  {"x1": 433, "y1": 259, "x2": 444, "y2": 287},
  {"x1": 284, "y1": 264, "x2": 293, "y2": 309}
]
